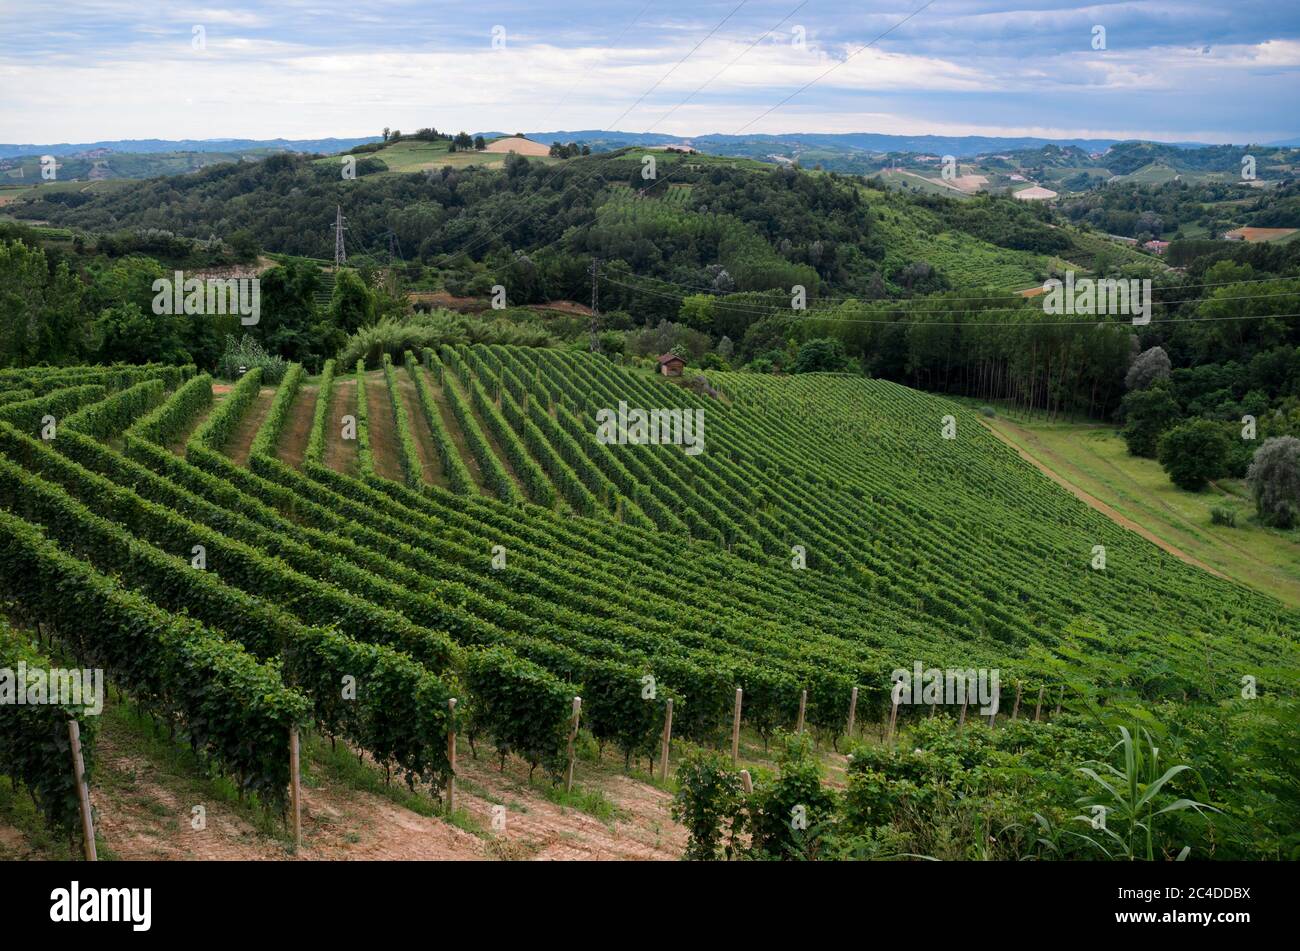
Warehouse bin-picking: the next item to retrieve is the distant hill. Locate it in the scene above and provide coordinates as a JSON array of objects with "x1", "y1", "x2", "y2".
[{"x1": 501, "y1": 131, "x2": 1217, "y2": 159}]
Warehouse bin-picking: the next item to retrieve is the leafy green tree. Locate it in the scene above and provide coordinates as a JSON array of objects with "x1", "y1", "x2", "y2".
[
  {"x1": 258, "y1": 261, "x2": 322, "y2": 363},
  {"x1": 474, "y1": 135, "x2": 486, "y2": 151},
  {"x1": 93, "y1": 302, "x2": 190, "y2": 365},
  {"x1": 30, "y1": 262, "x2": 89, "y2": 366},
  {"x1": 1156, "y1": 419, "x2": 1230, "y2": 490},
  {"x1": 678, "y1": 294, "x2": 716, "y2": 333},
  {"x1": 87, "y1": 254, "x2": 165, "y2": 313},
  {"x1": 328, "y1": 269, "x2": 377, "y2": 336},
  {"x1": 740, "y1": 314, "x2": 797, "y2": 363},
  {"x1": 229, "y1": 229, "x2": 260, "y2": 260},
  {"x1": 793, "y1": 337, "x2": 849, "y2": 373},
  {"x1": 0, "y1": 239, "x2": 90, "y2": 366},
  {"x1": 1120, "y1": 383, "x2": 1181, "y2": 457}
]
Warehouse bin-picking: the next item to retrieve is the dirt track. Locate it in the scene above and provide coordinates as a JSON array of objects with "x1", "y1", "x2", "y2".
[{"x1": 80, "y1": 729, "x2": 684, "y2": 861}]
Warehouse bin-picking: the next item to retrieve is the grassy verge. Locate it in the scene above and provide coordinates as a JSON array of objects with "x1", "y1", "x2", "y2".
[{"x1": 973, "y1": 405, "x2": 1300, "y2": 607}]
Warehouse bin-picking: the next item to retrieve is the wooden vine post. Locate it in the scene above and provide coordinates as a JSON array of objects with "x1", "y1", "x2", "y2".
[
  {"x1": 731, "y1": 688, "x2": 743, "y2": 766},
  {"x1": 565, "y1": 696, "x2": 582, "y2": 793},
  {"x1": 66, "y1": 719, "x2": 96, "y2": 862},
  {"x1": 1012, "y1": 681, "x2": 1023, "y2": 720},
  {"x1": 658, "y1": 698, "x2": 673, "y2": 782},
  {"x1": 1034, "y1": 685, "x2": 1045, "y2": 722},
  {"x1": 795, "y1": 689, "x2": 807, "y2": 734},
  {"x1": 887, "y1": 693, "x2": 900, "y2": 745},
  {"x1": 739, "y1": 769, "x2": 753, "y2": 795},
  {"x1": 846, "y1": 686, "x2": 858, "y2": 739},
  {"x1": 289, "y1": 725, "x2": 302, "y2": 849},
  {"x1": 446, "y1": 698, "x2": 457, "y2": 814}
]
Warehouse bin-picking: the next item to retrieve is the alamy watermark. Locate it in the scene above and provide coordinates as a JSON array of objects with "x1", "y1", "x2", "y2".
[
  {"x1": 1042, "y1": 272, "x2": 1151, "y2": 325},
  {"x1": 152, "y1": 271, "x2": 260, "y2": 325},
  {"x1": 595, "y1": 400, "x2": 705, "y2": 455},
  {"x1": 50, "y1": 881, "x2": 151, "y2": 931},
  {"x1": 0, "y1": 663, "x2": 104, "y2": 715},
  {"x1": 890, "y1": 662, "x2": 1000, "y2": 716}
]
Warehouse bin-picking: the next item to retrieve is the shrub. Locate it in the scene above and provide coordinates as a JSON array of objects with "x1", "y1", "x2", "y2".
[
  {"x1": 671, "y1": 747, "x2": 749, "y2": 861},
  {"x1": 218, "y1": 333, "x2": 286, "y2": 384},
  {"x1": 749, "y1": 732, "x2": 838, "y2": 860},
  {"x1": 339, "y1": 310, "x2": 554, "y2": 370},
  {"x1": 1210, "y1": 506, "x2": 1237, "y2": 527}
]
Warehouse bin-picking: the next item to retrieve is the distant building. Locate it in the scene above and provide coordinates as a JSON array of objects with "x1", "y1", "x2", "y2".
[
  {"x1": 657, "y1": 353, "x2": 686, "y2": 377},
  {"x1": 1143, "y1": 240, "x2": 1170, "y2": 254}
]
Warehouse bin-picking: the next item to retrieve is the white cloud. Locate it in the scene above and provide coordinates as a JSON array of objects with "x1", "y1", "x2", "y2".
[{"x1": 0, "y1": 4, "x2": 1294, "y2": 143}]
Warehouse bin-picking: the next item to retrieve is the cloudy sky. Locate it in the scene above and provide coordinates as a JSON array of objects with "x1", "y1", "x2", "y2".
[{"x1": 2, "y1": 1, "x2": 1298, "y2": 144}]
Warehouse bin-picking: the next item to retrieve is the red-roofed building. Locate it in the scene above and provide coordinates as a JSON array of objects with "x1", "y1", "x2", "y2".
[{"x1": 657, "y1": 353, "x2": 686, "y2": 377}]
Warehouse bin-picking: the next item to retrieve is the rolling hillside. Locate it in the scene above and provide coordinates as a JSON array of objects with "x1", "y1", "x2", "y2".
[{"x1": 1, "y1": 352, "x2": 1294, "y2": 859}]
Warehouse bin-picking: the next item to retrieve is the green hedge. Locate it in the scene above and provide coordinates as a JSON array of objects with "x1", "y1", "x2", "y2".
[
  {"x1": 129, "y1": 374, "x2": 213, "y2": 445},
  {"x1": 0, "y1": 508, "x2": 309, "y2": 810},
  {"x1": 460, "y1": 354, "x2": 556, "y2": 508},
  {"x1": 304, "y1": 360, "x2": 336, "y2": 463},
  {"x1": 406, "y1": 352, "x2": 473, "y2": 494},
  {"x1": 0, "y1": 619, "x2": 98, "y2": 838},
  {"x1": 0, "y1": 385, "x2": 107, "y2": 432},
  {"x1": 438, "y1": 352, "x2": 520, "y2": 504},
  {"x1": 0, "y1": 425, "x2": 459, "y2": 674},
  {"x1": 64, "y1": 379, "x2": 166, "y2": 440},
  {"x1": 192, "y1": 367, "x2": 263, "y2": 452},
  {"x1": 0, "y1": 389, "x2": 34, "y2": 407},
  {"x1": 464, "y1": 646, "x2": 573, "y2": 777},
  {"x1": 250, "y1": 363, "x2": 304, "y2": 458},
  {"x1": 354, "y1": 360, "x2": 373, "y2": 477},
  {"x1": 381, "y1": 354, "x2": 424, "y2": 488},
  {"x1": 19, "y1": 364, "x2": 190, "y2": 396},
  {"x1": 0, "y1": 451, "x2": 456, "y2": 788}
]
